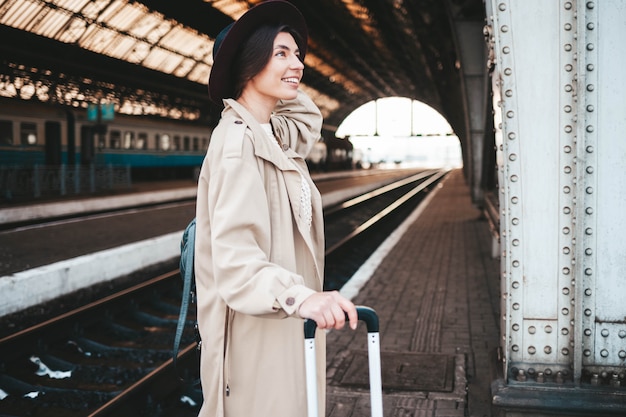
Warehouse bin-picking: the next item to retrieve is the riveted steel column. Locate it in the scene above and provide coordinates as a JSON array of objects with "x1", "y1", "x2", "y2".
[{"x1": 487, "y1": 0, "x2": 626, "y2": 414}]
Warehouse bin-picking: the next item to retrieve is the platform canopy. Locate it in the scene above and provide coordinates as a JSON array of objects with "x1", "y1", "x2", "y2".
[{"x1": 0, "y1": 0, "x2": 484, "y2": 132}]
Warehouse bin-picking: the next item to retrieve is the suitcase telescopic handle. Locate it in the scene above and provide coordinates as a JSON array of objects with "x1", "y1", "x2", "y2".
[
  {"x1": 304, "y1": 305, "x2": 383, "y2": 417},
  {"x1": 304, "y1": 305, "x2": 379, "y2": 338}
]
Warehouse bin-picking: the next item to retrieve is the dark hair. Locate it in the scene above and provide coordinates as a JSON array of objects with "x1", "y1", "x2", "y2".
[{"x1": 232, "y1": 24, "x2": 304, "y2": 99}]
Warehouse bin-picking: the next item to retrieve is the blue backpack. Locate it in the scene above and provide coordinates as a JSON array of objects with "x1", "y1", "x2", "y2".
[{"x1": 173, "y1": 218, "x2": 201, "y2": 384}]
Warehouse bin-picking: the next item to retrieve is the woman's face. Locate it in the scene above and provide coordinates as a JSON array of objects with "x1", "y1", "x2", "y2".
[{"x1": 245, "y1": 31, "x2": 304, "y2": 102}]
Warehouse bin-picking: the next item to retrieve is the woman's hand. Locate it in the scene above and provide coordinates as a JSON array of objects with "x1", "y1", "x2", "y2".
[{"x1": 298, "y1": 291, "x2": 358, "y2": 330}]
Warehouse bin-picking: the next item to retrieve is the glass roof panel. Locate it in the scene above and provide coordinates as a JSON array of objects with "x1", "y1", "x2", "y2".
[
  {"x1": 0, "y1": 0, "x2": 331, "y2": 104},
  {"x1": 0, "y1": 0, "x2": 40, "y2": 29},
  {"x1": 53, "y1": 0, "x2": 91, "y2": 14}
]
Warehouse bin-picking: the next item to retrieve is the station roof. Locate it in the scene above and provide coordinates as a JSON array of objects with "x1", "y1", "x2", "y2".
[{"x1": 0, "y1": 0, "x2": 484, "y2": 135}]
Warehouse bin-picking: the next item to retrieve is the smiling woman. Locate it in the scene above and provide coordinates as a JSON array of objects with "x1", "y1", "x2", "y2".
[{"x1": 195, "y1": 2, "x2": 358, "y2": 417}]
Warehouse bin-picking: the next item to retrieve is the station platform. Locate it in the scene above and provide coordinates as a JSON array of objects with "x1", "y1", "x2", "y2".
[
  {"x1": 0, "y1": 168, "x2": 502, "y2": 416},
  {"x1": 327, "y1": 169, "x2": 500, "y2": 417}
]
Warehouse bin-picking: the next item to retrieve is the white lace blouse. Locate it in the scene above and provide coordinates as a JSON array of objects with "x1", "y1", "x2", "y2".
[{"x1": 261, "y1": 123, "x2": 312, "y2": 231}]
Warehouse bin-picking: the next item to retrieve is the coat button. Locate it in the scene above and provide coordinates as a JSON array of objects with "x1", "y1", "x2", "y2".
[
  {"x1": 281, "y1": 143, "x2": 289, "y2": 151},
  {"x1": 234, "y1": 120, "x2": 243, "y2": 124},
  {"x1": 286, "y1": 297, "x2": 295, "y2": 306}
]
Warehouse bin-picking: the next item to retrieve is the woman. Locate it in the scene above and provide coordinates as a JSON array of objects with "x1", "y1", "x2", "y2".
[{"x1": 194, "y1": 1, "x2": 358, "y2": 416}]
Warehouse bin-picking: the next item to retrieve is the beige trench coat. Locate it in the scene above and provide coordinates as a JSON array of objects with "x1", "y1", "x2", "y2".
[{"x1": 195, "y1": 91, "x2": 326, "y2": 417}]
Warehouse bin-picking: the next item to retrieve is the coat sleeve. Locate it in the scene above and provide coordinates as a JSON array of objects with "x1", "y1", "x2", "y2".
[
  {"x1": 207, "y1": 122, "x2": 316, "y2": 317},
  {"x1": 271, "y1": 89, "x2": 323, "y2": 158}
]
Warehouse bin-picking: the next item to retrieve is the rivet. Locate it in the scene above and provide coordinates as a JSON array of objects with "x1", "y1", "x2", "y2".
[
  {"x1": 601, "y1": 329, "x2": 609, "y2": 337},
  {"x1": 537, "y1": 372, "x2": 545, "y2": 383},
  {"x1": 562, "y1": 267, "x2": 570, "y2": 275},
  {"x1": 586, "y1": 125, "x2": 594, "y2": 133},
  {"x1": 586, "y1": 166, "x2": 594, "y2": 174},
  {"x1": 545, "y1": 325, "x2": 553, "y2": 333},
  {"x1": 563, "y1": 206, "x2": 571, "y2": 214},
  {"x1": 585, "y1": 288, "x2": 592, "y2": 296},
  {"x1": 499, "y1": 3, "x2": 506, "y2": 11},
  {"x1": 564, "y1": 23, "x2": 572, "y2": 31},
  {"x1": 619, "y1": 351, "x2": 626, "y2": 359},
  {"x1": 503, "y1": 46, "x2": 510, "y2": 54},
  {"x1": 516, "y1": 369, "x2": 527, "y2": 381},
  {"x1": 587, "y1": 22, "x2": 595, "y2": 31},
  {"x1": 501, "y1": 25, "x2": 509, "y2": 32},
  {"x1": 512, "y1": 239, "x2": 520, "y2": 246},
  {"x1": 563, "y1": 227, "x2": 570, "y2": 235},
  {"x1": 511, "y1": 174, "x2": 518, "y2": 182},
  {"x1": 564, "y1": 166, "x2": 572, "y2": 174},
  {"x1": 564, "y1": 84, "x2": 573, "y2": 92},
  {"x1": 587, "y1": 63, "x2": 594, "y2": 71},
  {"x1": 565, "y1": 63, "x2": 573, "y2": 72},
  {"x1": 563, "y1": 186, "x2": 571, "y2": 194},
  {"x1": 585, "y1": 309, "x2": 592, "y2": 316},
  {"x1": 619, "y1": 330, "x2": 626, "y2": 338},
  {"x1": 584, "y1": 329, "x2": 592, "y2": 336},
  {"x1": 562, "y1": 308, "x2": 569, "y2": 315},
  {"x1": 528, "y1": 346, "x2": 536, "y2": 355},
  {"x1": 513, "y1": 323, "x2": 520, "y2": 331},
  {"x1": 587, "y1": 84, "x2": 595, "y2": 92},
  {"x1": 586, "y1": 105, "x2": 594, "y2": 112},
  {"x1": 564, "y1": 2, "x2": 572, "y2": 10},
  {"x1": 585, "y1": 227, "x2": 593, "y2": 235},
  {"x1": 504, "y1": 68, "x2": 512, "y2": 76},
  {"x1": 601, "y1": 349, "x2": 609, "y2": 358},
  {"x1": 528, "y1": 326, "x2": 536, "y2": 334},
  {"x1": 585, "y1": 207, "x2": 593, "y2": 215},
  {"x1": 584, "y1": 349, "x2": 591, "y2": 357},
  {"x1": 585, "y1": 248, "x2": 592, "y2": 256},
  {"x1": 508, "y1": 132, "x2": 516, "y2": 140},
  {"x1": 512, "y1": 281, "x2": 520, "y2": 289},
  {"x1": 564, "y1": 145, "x2": 572, "y2": 153},
  {"x1": 586, "y1": 43, "x2": 594, "y2": 51},
  {"x1": 587, "y1": 1, "x2": 595, "y2": 9},
  {"x1": 544, "y1": 346, "x2": 552, "y2": 354},
  {"x1": 564, "y1": 105, "x2": 572, "y2": 113},
  {"x1": 564, "y1": 125, "x2": 573, "y2": 133},
  {"x1": 512, "y1": 196, "x2": 519, "y2": 204},
  {"x1": 512, "y1": 217, "x2": 519, "y2": 225},
  {"x1": 506, "y1": 110, "x2": 514, "y2": 118},
  {"x1": 564, "y1": 44, "x2": 572, "y2": 52},
  {"x1": 509, "y1": 153, "x2": 517, "y2": 161},
  {"x1": 505, "y1": 89, "x2": 513, "y2": 97},
  {"x1": 585, "y1": 268, "x2": 593, "y2": 276},
  {"x1": 513, "y1": 302, "x2": 520, "y2": 310},
  {"x1": 561, "y1": 328, "x2": 569, "y2": 335},
  {"x1": 586, "y1": 187, "x2": 593, "y2": 194},
  {"x1": 512, "y1": 344, "x2": 519, "y2": 351},
  {"x1": 586, "y1": 145, "x2": 594, "y2": 153},
  {"x1": 512, "y1": 260, "x2": 520, "y2": 267},
  {"x1": 563, "y1": 246, "x2": 570, "y2": 255},
  {"x1": 562, "y1": 287, "x2": 570, "y2": 295}
]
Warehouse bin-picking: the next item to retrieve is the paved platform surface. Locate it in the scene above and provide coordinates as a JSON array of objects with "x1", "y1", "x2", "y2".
[{"x1": 327, "y1": 169, "x2": 500, "y2": 417}]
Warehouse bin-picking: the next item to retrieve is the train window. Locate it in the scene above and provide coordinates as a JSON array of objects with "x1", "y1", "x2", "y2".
[
  {"x1": 135, "y1": 132, "x2": 147, "y2": 149},
  {"x1": 183, "y1": 136, "x2": 190, "y2": 151},
  {"x1": 123, "y1": 131, "x2": 133, "y2": 149},
  {"x1": 97, "y1": 133, "x2": 106, "y2": 149},
  {"x1": 173, "y1": 135, "x2": 181, "y2": 151},
  {"x1": 192, "y1": 137, "x2": 199, "y2": 151},
  {"x1": 110, "y1": 130, "x2": 121, "y2": 149},
  {"x1": 158, "y1": 134, "x2": 171, "y2": 151},
  {"x1": 0, "y1": 120, "x2": 12, "y2": 145},
  {"x1": 20, "y1": 122, "x2": 37, "y2": 145}
]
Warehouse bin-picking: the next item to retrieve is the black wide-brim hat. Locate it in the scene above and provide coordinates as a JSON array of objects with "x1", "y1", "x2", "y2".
[{"x1": 208, "y1": 0, "x2": 308, "y2": 106}]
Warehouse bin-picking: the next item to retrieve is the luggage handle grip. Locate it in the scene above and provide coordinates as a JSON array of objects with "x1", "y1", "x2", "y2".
[{"x1": 304, "y1": 306, "x2": 379, "y2": 339}]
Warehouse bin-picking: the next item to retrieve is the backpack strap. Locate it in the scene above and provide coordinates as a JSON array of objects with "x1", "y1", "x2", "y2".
[{"x1": 173, "y1": 218, "x2": 201, "y2": 385}]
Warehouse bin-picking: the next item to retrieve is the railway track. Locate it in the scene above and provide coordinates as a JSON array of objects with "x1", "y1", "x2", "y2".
[{"x1": 0, "y1": 169, "x2": 447, "y2": 416}]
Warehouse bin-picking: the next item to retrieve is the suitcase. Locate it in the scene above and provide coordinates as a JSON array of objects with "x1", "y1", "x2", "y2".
[{"x1": 304, "y1": 306, "x2": 383, "y2": 417}]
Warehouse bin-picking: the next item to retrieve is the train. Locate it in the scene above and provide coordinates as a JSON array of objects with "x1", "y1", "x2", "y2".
[{"x1": 0, "y1": 98, "x2": 357, "y2": 191}]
